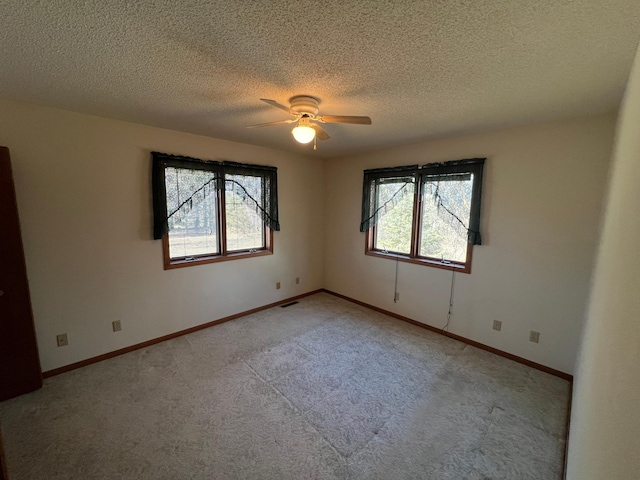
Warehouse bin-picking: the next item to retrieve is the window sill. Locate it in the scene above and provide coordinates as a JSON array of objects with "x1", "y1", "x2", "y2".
[
  {"x1": 365, "y1": 249, "x2": 471, "y2": 274},
  {"x1": 164, "y1": 249, "x2": 272, "y2": 270}
]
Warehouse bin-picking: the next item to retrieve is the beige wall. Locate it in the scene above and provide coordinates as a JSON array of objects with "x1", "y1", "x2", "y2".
[
  {"x1": 0, "y1": 99, "x2": 325, "y2": 372},
  {"x1": 0, "y1": 95, "x2": 619, "y2": 379},
  {"x1": 324, "y1": 115, "x2": 615, "y2": 374},
  {"x1": 566, "y1": 44, "x2": 640, "y2": 479}
]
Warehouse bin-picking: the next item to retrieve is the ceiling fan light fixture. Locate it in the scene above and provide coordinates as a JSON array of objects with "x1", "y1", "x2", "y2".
[
  {"x1": 291, "y1": 122, "x2": 316, "y2": 144},
  {"x1": 248, "y1": 96, "x2": 371, "y2": 147}
]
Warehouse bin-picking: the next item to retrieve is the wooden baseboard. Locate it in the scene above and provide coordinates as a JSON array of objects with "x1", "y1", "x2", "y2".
[
  {"x1": 321, "y1": 289, "x2": 573, "y2": 381},
  {"x1": 44, "y1": 287, "x2": 574, "y2": 384},
  {"x1": 42, "y1": 289, "x2": 324, "y2": 378}
]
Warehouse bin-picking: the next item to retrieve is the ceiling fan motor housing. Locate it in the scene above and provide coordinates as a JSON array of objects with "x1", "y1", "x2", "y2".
[{"x1": 289, "y1": 95, "x2": 320, "y2": 116}]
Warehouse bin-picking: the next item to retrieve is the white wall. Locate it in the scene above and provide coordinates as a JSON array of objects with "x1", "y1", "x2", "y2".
[
  {"x1": 324, "y1": 115, "x2": 615, "y2": 374},
  {"x1": 566, "y1": 43, "x2": 640, "y2": 479},
  {"x1": 0, "y1": 99, "x2": 325, "y2": 372}
]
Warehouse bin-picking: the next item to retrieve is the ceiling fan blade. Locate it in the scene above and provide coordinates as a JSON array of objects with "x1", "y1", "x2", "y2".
[
  {"x1": 246, "y1": 119, "x2": 296, "y2": 128},
  {"x1": 317, "y1": 115, "x2": 372, "y2": 125},
  {"x1": 260, "y1": 98, "x2": 293, "y2": 114},
  {"x1": 311, "y1": 124, "x2": 330, "y2": 140}
]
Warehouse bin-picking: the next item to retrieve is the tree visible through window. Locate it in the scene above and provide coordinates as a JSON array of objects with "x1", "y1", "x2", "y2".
[
  {"x1": 152, "y1": 153, "x2": 279, "y2": 269},
  {"x1": 375, "y1": 181, "x2": 413, "y2": 255},
  {"x1": 361, "y1": 159, "x2": 484, "y2": 273},
  {"x1": 165, "y1": 166, "x2": 219, "y2": 259},
  {"x1": 419, "y1": 173, "x2": 474, "y2": 263},
  {"x1": 225, "y1": 174, "x2": 265, "y2": 252}
]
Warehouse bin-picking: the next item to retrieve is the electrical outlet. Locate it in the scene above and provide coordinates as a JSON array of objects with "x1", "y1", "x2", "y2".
[
  {"x1": 530, "y1": 331, "x2": 540, "y2": 343},
  {"x1": 394, "y1": 292, "x2": 400, "y2": 302},
  {"x1": 112, "y1": 320, "x2": 122, "y2": 332},
  {"x1": 56, "y1": 333, "x2": 68, "y2": 347},
  {"x1": 276, "y1": 282, "x2": 281, "y2": 290},
  {"x1": 493, "y1": 320, "x2": 502, "y2": 331},
  {"x1": 296, "y1": 277, "x2": 300, "y2": 285}
]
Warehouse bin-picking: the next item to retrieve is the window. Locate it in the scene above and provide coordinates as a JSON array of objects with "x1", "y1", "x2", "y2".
[
  {"x1": 361, "y1": 159, "x2": 485, "y2": 273},
  {"x1": 152, "y1": 152, "x2": 279, "y2": 269}
]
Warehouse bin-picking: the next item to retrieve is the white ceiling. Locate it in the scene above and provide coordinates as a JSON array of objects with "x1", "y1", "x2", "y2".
[{"x1": 1, "y1": 1, "x2": 639, "y2": 158}]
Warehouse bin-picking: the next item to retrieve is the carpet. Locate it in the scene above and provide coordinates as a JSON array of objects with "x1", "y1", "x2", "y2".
[{"x1": 0, "y1": 293, "x2": 569, "y2": 479}]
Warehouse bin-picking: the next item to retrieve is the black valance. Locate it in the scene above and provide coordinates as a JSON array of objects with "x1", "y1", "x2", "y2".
[
  {"x1": 421, "y1": 158, "x2": 485, "y2": 245},
  {"x1": 360, "y1": 165, "x2": 418, "y2": 233},
  {"x1": 360, "y1": 158, "x2": 485, "y2": 245},
  {"x1": 152, "y1": 152, "x2": 279, "y2": 240}
]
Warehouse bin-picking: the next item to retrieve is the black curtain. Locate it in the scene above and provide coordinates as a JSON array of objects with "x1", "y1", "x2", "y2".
[
  {"x1": 360, "y1": 158, "x2": 485, "y2": 245},
  {"x1": 360, "y1": 165, "x2": 418, "y2": 232},
  {"x1": 151, "y1": 152, "x2": 279, "y2": 240},
  {"x1": 421, "y1": 158, "x2": 484, "y2": 245},
  {"x1": 222, "y1": 162, "x2": 280, "y2": 232}
]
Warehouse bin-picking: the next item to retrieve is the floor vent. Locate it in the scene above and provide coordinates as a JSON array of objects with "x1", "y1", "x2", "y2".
[{"x1": 280, "y1": 301, "x2": 299, "y2": 308}]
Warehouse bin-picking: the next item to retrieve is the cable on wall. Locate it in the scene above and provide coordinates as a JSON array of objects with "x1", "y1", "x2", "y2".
[
  {"x1": 381, "y1": 246, "x2": 401, "y2": 304},
  {"x1": 441, "y1": 268, "x2": 456, "y2": 331},
  {"x1": 393, "y1": 253, "x2": 399, "y2": 303}
]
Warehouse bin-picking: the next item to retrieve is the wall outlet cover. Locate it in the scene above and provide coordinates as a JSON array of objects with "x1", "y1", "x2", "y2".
[
  {"x1": 493, "y1": 320, "x2": 502, "y2": 331},
  {"x1": 276, "y1": 282, "x2": 281, "y2": 290},
  {"x1": 530, "y1": 331, "x2": 540, "y2": 343},
  {"x1": 112, "y1": 320, "x2": 122, "y2": 332},
  {"x1": 56, "y1": 333, "x2": 68, "y2": 347}
]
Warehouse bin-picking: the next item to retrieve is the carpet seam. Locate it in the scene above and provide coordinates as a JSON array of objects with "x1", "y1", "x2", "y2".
[{"x1": 242, "y1": 359, "x2": 348, "y2": 463}]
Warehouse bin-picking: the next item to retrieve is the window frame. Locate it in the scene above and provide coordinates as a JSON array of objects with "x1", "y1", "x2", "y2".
[
  {"x1": 364, "y1": 160, "x2": 483, "y2": 274},
  {"x1": 163, "y1": 226, "x2": 273, "y2": 270},
  {"x1": 153, "y1": 153, "x2": 277, "y2": 270}
]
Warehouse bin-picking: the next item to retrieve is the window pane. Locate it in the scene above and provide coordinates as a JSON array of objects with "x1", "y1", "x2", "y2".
[
  {"x1": 420, "y1": 175, "x2": 473, "y2": 263},
  {"x1": 374, "y1": 182, "x2": 413, "y2": 254},
  {"x1": 225, "y1": 174, "x2": 265, "y2": 251},
  {"x1": 166, "y1": 167, "x2": 219, "y2": 259}
]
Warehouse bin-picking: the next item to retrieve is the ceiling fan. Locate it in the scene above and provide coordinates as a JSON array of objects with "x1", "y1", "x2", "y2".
[{"x1": 247, "y1": 95, "x2": 372, "y2": 149}]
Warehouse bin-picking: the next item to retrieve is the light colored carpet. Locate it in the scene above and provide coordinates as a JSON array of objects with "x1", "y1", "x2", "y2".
[{"x1": 0, "y1": 293, "x2": 570, "y2": 479}]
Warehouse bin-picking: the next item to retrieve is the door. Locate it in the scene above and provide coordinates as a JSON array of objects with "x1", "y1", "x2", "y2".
[
  {"x1": 0, "y1": 146, "x2": 42, "y2": 401},
  {"x1": 0, "y1": 427, "x2": 8, "y2": 480}
]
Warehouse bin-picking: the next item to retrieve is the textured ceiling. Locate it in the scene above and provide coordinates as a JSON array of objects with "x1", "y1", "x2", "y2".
[{"x1": 1, "y1": 1, "x2": 639, "y2": 158}]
